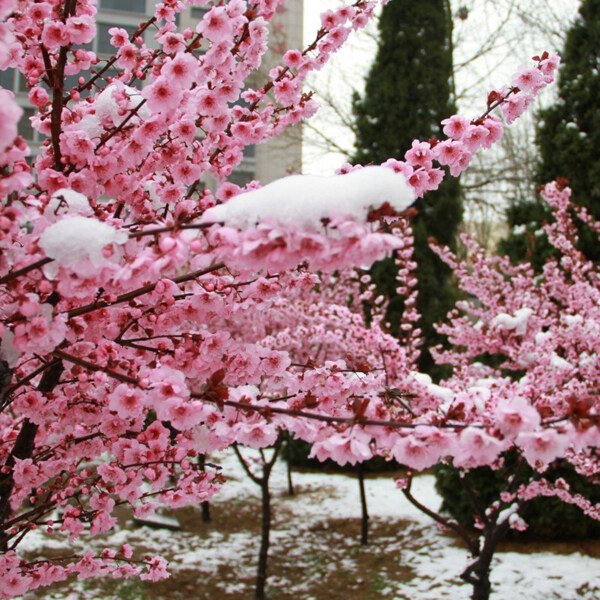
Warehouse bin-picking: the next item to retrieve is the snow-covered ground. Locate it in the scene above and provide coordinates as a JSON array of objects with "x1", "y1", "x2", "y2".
[{"x1": 18, "y1": 450, "x2": 600, "y2": 599}]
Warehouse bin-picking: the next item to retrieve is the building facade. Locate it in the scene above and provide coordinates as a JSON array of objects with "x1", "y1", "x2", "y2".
[{"x1": 3, "y1": 0, "x2": 303, "y2": 184}]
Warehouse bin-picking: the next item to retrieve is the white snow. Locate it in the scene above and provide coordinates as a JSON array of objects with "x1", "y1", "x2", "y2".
[
  {"x1": 551, "y1": 352, "x2": 573, "y2": 371},
  {"x1": 497, "y1": 502, "x2": 519, "y2": 525},
  {"x1": 73, "y1": 114, "x2": 102, "y2": 139},
  {"x1": 410, "y1": 371, "x2": 455, "y2": 404},
  {"x1": 94, "y1": 83, "x2": 149, "y2": 128},
  {"x1": 15, "y1": 449, "x2": 600, "y2": 600},
  {"x1": 491, "y1": 307, "x2": 533, "y2": 335},
  {"x1": 564, "y1": 315, "x2": 583, "y2": 326},
  {"x1": 202, "y1": 166, "x2": 415, "y2": 229},
  {"x1": 39, "y1": 216, "x2": 127, "y2": 269},
  {"x1": 44, "y1": 189, "x2": 93, "y2": 222},
  {"x1": 535, "y1": 330, "x2": 551, "y2": 345}
]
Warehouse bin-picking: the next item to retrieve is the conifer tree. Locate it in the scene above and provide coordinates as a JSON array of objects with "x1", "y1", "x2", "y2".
[
  {"x1": 500, "y1": 0, "x2": 600, "y2": 265},
  {"x1": 352, "y1": 0, "x2": 461, "y2": 376}
]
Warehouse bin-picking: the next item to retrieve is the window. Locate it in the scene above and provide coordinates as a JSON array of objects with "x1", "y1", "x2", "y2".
[
  {"x1": 191, "y1": 6, "x2": 209, "y2": 19},
  {"x1": 229, "y1": 170, "x2": 254, "y2": 187},
  {"x1": 18, "y1": 107, "x2": 36, "y2": 141},
  {"x1": 17, "y1": 71, "x2": 29, "y2": 93},
  {"x1": 242, "y1": 144, "x2": 256, "y2": 159},
  {"x1": 0, "y1": 68, "x2": 34, "y2": 95},
  {"x1": 99, "y1": 0, "x2": 146, "y2": 13},
  {"x1": 0, "y1": 67, "x2": 16, "y2": 91}
]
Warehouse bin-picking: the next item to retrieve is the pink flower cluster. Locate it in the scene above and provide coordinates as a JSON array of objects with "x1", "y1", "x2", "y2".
[
  {"x1": 0, "y1": 0, "x2": 586, "y2": 596},
  {"x1": 377, "y1": 53, "x2": 560, "y2": 199}
]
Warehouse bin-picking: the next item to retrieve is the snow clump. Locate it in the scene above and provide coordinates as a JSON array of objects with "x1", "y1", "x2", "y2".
[
  {"x1": 39, "y1": 216, "x2": 127, "y2": 268},
  {"x1": 202, "y1": 166, "x2": 415, "y2": 230}
]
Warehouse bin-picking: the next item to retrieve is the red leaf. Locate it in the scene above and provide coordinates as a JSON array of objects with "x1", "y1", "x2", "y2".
[{"x1": 487, "y1": 91, "x2": 501, "y2": 106}]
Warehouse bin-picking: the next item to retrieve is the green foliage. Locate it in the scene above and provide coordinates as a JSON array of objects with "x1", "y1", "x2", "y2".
[
  {"x1": 500, "y1": 0, "x2": 600, "y2": 266},
  {"x1": 497, "y1": 198, "x2": 556, "y2": 272},
  {"x1": 435, "y1": 457, "x2": 600, "y2": 540},
  {"x1": 352, "y1": 0, "x2": 462, "y2": 378}
]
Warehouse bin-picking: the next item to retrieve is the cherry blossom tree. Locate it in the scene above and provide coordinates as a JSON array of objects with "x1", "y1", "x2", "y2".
[
  {"x1": 394, "y1": 178, "x2": 600, "y2": 600},
  {"x1": 0, "y1": 0, "x2": 576, "y2": 598}
]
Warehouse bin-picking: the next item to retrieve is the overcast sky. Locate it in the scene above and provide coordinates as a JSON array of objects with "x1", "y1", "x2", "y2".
[{"x1": 301, "y1": 0, "x2": 580, "y2": 175}]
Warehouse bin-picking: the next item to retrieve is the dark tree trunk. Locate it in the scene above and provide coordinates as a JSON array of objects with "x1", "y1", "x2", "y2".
[
  {"x1": 234, "y1": 436, "x2": 282, "y2": 600},
  {"x1": 254, "y1": 438, "x2": 282, "y2": 600},
  {"x1": 285, "y1": 434, "x2": 294, "y2": 496},
  {"x1": 197, "y1": 454, "x2": 211, "y2": 522},
  {"x1": 358, "y1": 463, "x2": 369, "y2": 545},
  {"x1": 255, "y1": 477, "x2": 271, "y2": 600},
  {"x1": 461, "y1": 512, "x2": 511, "y2": 599},
  {"x1": 0, "y1": 359, "x2": 64, "y2": 550},
  {"x1": 462, "y1": 530, "x2": 495, "y2": 600},
  {"x1": 201, "y1": 500, "x2": 211, "y2": 523}
]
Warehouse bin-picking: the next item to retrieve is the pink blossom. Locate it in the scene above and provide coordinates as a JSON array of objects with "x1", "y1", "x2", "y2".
[
  {"x1": 140, "y1": 556, "x2": 169, "y2": 582},
  {"x1": 405, "y1": 140, "x2": 433, "y2": 169},
  {"x1": 27, "y1": 2, "x2": 52, "y2": 21},
  {"x1": 495, "y1": 397, "x2": 541, "y2": 438},
  {"x1": 433, "y1": 139, "x2": 462, "y2": 167},
  {"x1": 171, "y1": 118, "x2": 197, "y2": 143},
  {"x1": 461, "y1": 125, "x2": 489, "y2": 152},
  {"x1": 449, "y1": 149, "x2": 473, "y2": 177},
  {"x1": 392, "y1": 435, "x2": 440, "y2": 470},
  {"x1": 453, "y1": 428, "x2": 505, "y2": 468},
  {"x1": 197, "y1": 89, "x2": 227, "y2": 116},
  {"x1": 173, "y1": 161, "x2": 202, "y2": 185},
  {"x1": 408, "y1": 169, "x2": 429, "y2": 198},
  {"x1": 108, "y1": 27, "x2": 130, "y2": 48},
  {"x1": 517, "y1": 429, "x2": 569, "y2": 465},
  {"x1": 42, "y1": 21, "x2": 69, "y2": 50},
  {"x1": 283, "y1": 49, "x2": 303, "y2": 68},
  {"x1": 261, "y1": 350, "x2": 291, "y2": 376},
  {"x1": 1, "y1": 574, "x2": 33, "y2": 597},
  {"x1": 165, "y1": 399, "x2": 204, "y2": 430},
  {"x1": 159, "y1": 31, "x2": 186, "y2": 54},
  {"x1": 426, "y1": 168, "x2": 444, "y2": 192},
  {"x1": 29, "y1": 86, "x2": 49, "y2": 107},
  {"x1": 320, "y1": 9, "x2": 342, "y2": 29},
  {"x1": 274, "y1": 78, "x2": 300, "y2": 105},
  {"x1": 162, "y1": 54, "x2": 198, "y2": 88},
  {"x1": 109, "y1": 384, "x2": 145, "y2": 419},
  {"x1": 13, "y1": 458, "x2": 40, "y2": 488},
  {"x1": 501, "y1": 93, "x2": 534, "y2": 124},
  {"x1": 441, "y1": 115, "x2": 470, "y2": 140},
  {"x1": 117, "y1": 43, "x2": 138, "y2": 70},
  {"x1": 0, "y1": 89, "x2": 22, "y2": 151},
  {"x1": 234, "y1": 422, "x2": 279, "y2": 449},
  {"x1": 65, "y1": 16, "x2": 96, "y2": 45},
  {"x1": 512, "y1": 65, "x2": 546, "y2": 94},
  {"x1": 310, "y1": 431, "x2": 372, "y2": 466},
  {"x1": 143, "y1": 76, "x2": 183, "y2": 113},
  {"x1": 539, "y1": 52, "x2": 560, "y2": 77},
  {"x1": 196, "y1": 7, "x2": 233, "y2": 43},
  {"x1": 480, "y1": 117, "x2": 504, "y2": 148},
  {"x1": 60, "y1": 130, "x2": 95, "y2": 164},
  {"x1": 231, "y1": 121, "x2": 257, "y2": 144}
]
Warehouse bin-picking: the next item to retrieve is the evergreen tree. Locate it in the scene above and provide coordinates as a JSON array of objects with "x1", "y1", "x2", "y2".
[
  {"x1": 352, "y1": 0, "x2": 462, "y2": 377},
  {"x1": 499, "y1": 0, "x2": 600, "y2": 265}
]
